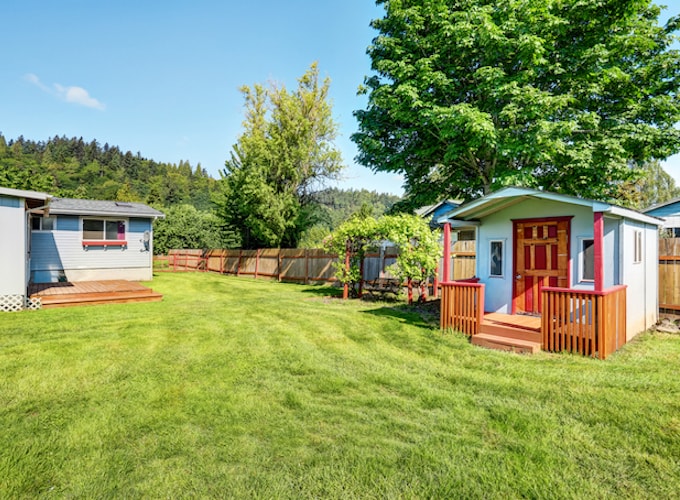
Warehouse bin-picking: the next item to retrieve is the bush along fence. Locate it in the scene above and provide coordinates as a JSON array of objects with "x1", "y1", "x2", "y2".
[{"x1": 154, "y1": 244, "x2": 477, "y2": 299}]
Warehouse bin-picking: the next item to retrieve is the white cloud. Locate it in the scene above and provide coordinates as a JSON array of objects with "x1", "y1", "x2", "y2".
[
  {"x1": 54, "y1": 84, "x2": 106, "y2": 110},
  {"x1": 24, "y1": 73, "x2": 50, "y2": 92},
  {"x1": 24, "y1": 73, "x2": 105, "y2": 111}
]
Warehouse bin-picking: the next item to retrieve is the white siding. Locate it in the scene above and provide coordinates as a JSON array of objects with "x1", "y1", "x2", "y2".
[
  {"x1": 476, "y1": 198, "x2": 594, "y2": 313},
  {"x1": 621, "y1": 221, "x2": 658, "y2": 339},
  {"x1": 0, "y1": 204, "x2": 28, "y2": 295}
]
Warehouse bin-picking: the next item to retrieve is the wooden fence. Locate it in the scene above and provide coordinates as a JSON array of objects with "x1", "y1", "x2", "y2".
[
  {"x1": 155, "y1": 249, "x2": 337, "y2": 284},
  {"x1": 155, "y1": 242, "x2": 477, "y2": 286},
  {"x1": 659, "y1": 238, "x2": 680, "y2": 311}
]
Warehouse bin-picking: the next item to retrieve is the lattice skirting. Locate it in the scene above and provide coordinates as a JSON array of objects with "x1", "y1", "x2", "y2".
[{"x1": 0, "y1": 295, "x2": 42, "y2": 312}]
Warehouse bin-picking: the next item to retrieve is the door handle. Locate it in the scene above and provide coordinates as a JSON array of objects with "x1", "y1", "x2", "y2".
[{"x1": 515, "y1": 274, "x2": 522, "y2": 280}]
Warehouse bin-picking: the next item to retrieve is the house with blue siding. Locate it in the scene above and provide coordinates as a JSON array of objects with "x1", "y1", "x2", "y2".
[
  {"x1": 0, "y1": 185, "x2": 163, "y2": 310},
  {"x1": 643, "y1": 198, "x2": 680, "y2": 236},
  {"x1": 31, "y1": 197, "x2": 164, "y2": 283}
]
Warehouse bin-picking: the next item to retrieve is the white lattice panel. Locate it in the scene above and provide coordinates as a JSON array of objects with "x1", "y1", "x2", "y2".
[
  {"x1": 25, "y1": 297, "x2": 42, "y2": 310},
  {"x1": 0, "y1": 295, "x2": 26, "y2": 312},
  {"x1": 0, "y1": 295, "x2": 42, "y2": 312}
]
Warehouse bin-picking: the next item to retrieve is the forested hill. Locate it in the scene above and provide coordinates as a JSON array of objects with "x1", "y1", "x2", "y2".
[
  {"x1": 0, "y1": 134, "x2": 402, "y2": 224},
  {"x1": 0, "y1": 134, "x2": 218, "y2": 209}
]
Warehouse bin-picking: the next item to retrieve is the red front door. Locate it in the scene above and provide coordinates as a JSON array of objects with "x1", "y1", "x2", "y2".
[{"x1": 513, "y1": 218, "x2": 570, "y2": 314}]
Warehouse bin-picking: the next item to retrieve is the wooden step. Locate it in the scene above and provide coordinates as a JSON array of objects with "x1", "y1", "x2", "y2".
[
  {"x1": 472, "y1": 333, "x2": 541, "y2": 354},
  {"x1": 37, "y1": 290, "x2": 163, "y2": 308},
  {"x1": 479, "y1": 321, "x2": 541, "y2": 342}
]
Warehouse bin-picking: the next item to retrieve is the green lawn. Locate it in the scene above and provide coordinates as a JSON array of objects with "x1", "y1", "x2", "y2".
[{"x1": 1, "y1": 273, "x2": 679, "y2": 498}]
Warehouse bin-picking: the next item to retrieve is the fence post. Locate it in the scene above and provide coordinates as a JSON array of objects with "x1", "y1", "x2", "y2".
[
  {"x1": 433, "y1": 266, "x2": 439, "y2": 299},
  {"x1": 278, "y1": 250, "x2": 282, "y2": 282},
  {"x1": 358, "y1": 253, "x2": 364, "y2": 298},
  {"x1": 255, "y1": 249, "x2": 260, "y2": 280},
  {"x1": 305, "y1": 249, "x2": 310, "y2": 285},
  {"x1": 237, "y1": 250, "x2": 242, "y2": 276},
  {"x1": 343, "y1": 241, "x2": 350, "y2": 300}
]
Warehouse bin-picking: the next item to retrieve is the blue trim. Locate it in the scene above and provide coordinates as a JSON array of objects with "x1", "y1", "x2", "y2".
[
  {"x1": 128, "y1": 218, "x2": 151, "y2": 233},
  {"x1": 0, "y1": 195, "x2": 21, "y2": 208},
  {"x1": 56, "y1": 215, "x2": 79, "y2": 231}
]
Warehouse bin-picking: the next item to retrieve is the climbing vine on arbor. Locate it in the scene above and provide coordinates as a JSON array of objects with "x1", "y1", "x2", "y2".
[{"x1": 325, "y1": 213, "x2": 441, "y2": 301}]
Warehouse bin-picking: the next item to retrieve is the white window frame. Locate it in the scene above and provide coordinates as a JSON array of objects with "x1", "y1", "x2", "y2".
[
  {"x1": 489, "y1": 239, "x2": 505, "y2": 278},
  {"x1": 578, "y1": 237, "x2": 595, "y2": 283},
  {"x1": 81, "y1": 218, "x2": 128, "y2": 242},
  {"x1": 633, "y1": 230, "x2": 643, "y2": 264}
]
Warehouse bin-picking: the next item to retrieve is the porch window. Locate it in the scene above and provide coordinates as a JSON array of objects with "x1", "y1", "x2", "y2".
[
  {"x1": 633, "y1": 230, "x2": 642, "y2": 264},
  {"x1": 457, "y1": 230, "x2": 475, "y2": 241},
  {"x1": 31, "y1": 216, "x2": 56, "y2": 231},
  {"x1": 489, "y1": 240, "x2": 504, "y2": 277},
  {"x1": 82, "y1": 219, "x2": 127, "y2": 246},
  {"x1": 580, "y1": 238, "x2": 595, "y2": 282}
]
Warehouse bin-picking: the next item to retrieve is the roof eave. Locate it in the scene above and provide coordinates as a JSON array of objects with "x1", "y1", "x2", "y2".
[
  {"x1": 0, "y1": 186, "x2": 52, "y2": 201},
  {"x1": 49, "y1": 208, "x2": 164, "y2": 218}
]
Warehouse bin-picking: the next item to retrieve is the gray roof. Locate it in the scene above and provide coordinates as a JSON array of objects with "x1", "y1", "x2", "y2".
[{"x1": 48, "y1": 198, "x2": 164, "y2": 219}]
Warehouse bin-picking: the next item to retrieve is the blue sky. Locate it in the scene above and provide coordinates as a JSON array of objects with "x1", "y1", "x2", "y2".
[{"x1": 1, "y1": 1, "x2": 678, "y2": 197}]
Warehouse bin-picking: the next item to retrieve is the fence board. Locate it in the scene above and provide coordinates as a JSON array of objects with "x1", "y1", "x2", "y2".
[{"x1": 659, "y1": 238, "x2": 680, "y2": 310}]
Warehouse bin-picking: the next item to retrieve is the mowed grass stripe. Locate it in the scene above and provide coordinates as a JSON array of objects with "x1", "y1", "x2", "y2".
[{"x1": 0, "y1": 272, "x2": 678, "y2": 498}]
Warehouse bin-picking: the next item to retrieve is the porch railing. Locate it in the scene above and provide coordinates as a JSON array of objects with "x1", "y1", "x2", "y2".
[
  {"x1": 541, "y1": 285, "x2": 627, "y2": 359},
  {"x1": 440, "y1": 280, "x2": 485, "y2": 336}
]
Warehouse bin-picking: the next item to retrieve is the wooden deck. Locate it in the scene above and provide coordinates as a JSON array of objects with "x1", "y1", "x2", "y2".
[
  {"x1": 29, "y1": 280, "x2": 163, "y2": 308},
  {"x1": 472, "y1": 312, "x2": 542, "y2": 354}
]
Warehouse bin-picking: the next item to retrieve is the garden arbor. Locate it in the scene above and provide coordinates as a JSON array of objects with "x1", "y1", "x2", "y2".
[{"x1": 325, "y1": 214, "x2": 441, "y2": 302}]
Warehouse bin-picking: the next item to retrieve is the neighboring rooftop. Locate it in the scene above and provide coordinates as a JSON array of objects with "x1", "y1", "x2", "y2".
[
  {"x1": 642, "y1": 197, "x2": 680, "y2": 215},
  {"x1": 415, "y1": 199, "x2": 462, "y2": 219}
]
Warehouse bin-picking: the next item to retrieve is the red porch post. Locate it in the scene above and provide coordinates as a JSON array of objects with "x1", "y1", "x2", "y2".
[
  {"x1": 594, "y1": 212, "x2": 604, "y2": 292},
  {"x1": 442, "y1": 222, "x2": 451, "y2": 283}
]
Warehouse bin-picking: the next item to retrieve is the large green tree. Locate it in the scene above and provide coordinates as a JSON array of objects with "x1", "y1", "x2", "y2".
[
  {"x1": 617, "y1": 160, "x2": 680, "y2": 209},
  {"x1": 152, "y1": 204, "x2": 240, "y2": 255},
  {"x1": 215, "y1": 63, "x2": 344, "y2": 248},
  {"x1": 353, "y1": 0, "x2": 680, "y2": 208}
]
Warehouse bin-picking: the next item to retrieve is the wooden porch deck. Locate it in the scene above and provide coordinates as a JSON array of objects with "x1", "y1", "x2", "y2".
[
  {"x1": 29, "y1": 280, "x2": 163, "y2": 308},
  {"x1": 472, "y1": 312, "x2": 542, "y2": 354}
]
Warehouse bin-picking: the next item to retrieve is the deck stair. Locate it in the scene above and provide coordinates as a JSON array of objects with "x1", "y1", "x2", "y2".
[
  {"x1": 472, "y1": 312, "x2": 542, "y2": 354},
  {"x1": 29, "y1": 280, "x2": 163, "y2": 308}
]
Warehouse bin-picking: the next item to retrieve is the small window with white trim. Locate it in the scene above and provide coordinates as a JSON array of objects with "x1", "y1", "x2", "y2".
[
  {"x1": 580, "y1": 238, "x2": 594, "y2": 282},
  {"x1": 633, "y1": 230, "x2": 642, "y2": 264},
  {"x1": 489, "y1": 240, "x2": 504, "y2": 277}
]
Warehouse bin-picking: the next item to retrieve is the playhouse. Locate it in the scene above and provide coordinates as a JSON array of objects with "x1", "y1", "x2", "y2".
[{"x1": 438, "y1": 187, "x2": 661, "y2": 358}]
